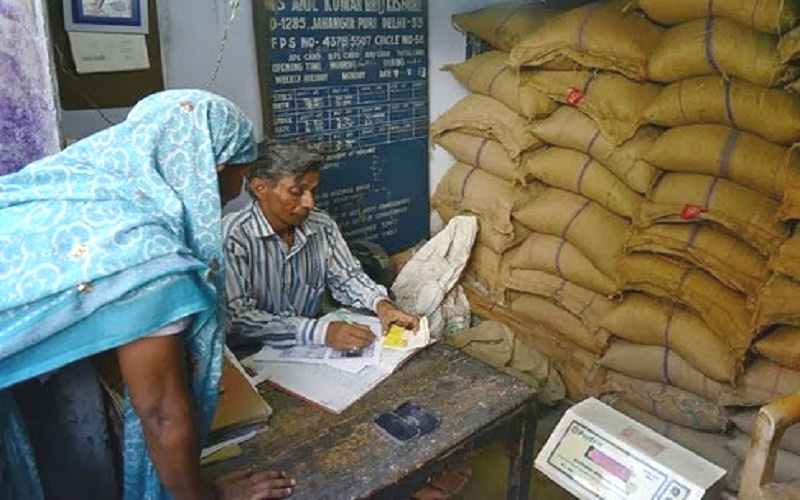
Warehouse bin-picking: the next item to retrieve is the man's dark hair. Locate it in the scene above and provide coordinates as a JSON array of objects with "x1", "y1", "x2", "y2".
[{"x1": 250, "y1": 139, "x2": 325, "y2": 183}]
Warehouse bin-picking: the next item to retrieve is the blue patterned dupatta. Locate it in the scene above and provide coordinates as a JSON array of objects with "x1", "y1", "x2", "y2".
[{"x1": 0, "y1": 89, "x2": 255, "y2": 499}]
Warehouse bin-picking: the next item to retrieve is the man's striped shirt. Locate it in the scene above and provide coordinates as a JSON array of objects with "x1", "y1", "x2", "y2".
[{"x1": 222, "y1": 201, "x2": 388, "y2": 347}]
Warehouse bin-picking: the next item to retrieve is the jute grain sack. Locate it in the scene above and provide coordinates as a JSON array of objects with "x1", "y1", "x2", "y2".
[
  {"x1": 617, "y1": 254, "x2": 754, "y2": 355},
  {"x1": 638, "y1": 0, "x2": 800, "y2": 34},
  {"x1": 780, "y1": 184, "x2": 800, "y2": 220},
  {"x1": 509, "y1": 233, "x2": 616, "y2": 295},
  {"x1": 444, "y1": 51, "x2": 557, "y2": 120},
  {"x1": 451, "y1": 2, "x2": 561, "y2": 52},
  {"x1": 769, "y1": 234, "x2": 800, "y2": 280},
  {"x1": 435, "y1": 204, "x2": 529, "y2": 255},
  {"x1": 611, "y1": 400, "x2": 740, "y2": 492},
  {"x1": 465, "y1": 243, "x2": 510, "y2": 296},
  {"x1": 445, "y1": 321, "x2": 567, "y2": 405},
  {"x1": 648, "y1": 18, "x2": 799, "y2": 87},
  {"x1": 529, "y1": 107, "x2": 661, "y2": 193},
  {"x1": 751, "y1": 274, "x2": 800, "y2": 331},
  {"x1": 601, "y1": 342, "x2": 736, "y2": 403},
  {"x1": 642, "y1": 76, "x2": 800, "y2": 144},
  {"x1": 513, "y1": 188, "x2": 629, "y2": 277},
  {"x1": 430, "y1": 94, "x2": 543, "y2": 160},
  {"x1": 600, "y1": 293, "x2": 740, "y2": 382},
  {"x1": 626, "y1": 224, "x2": 769, "y2": 297},
  {"x1": 637, "y1": 173, "x2": 789, "y2": 256},
  {"x1": 726, "y1": 357, "x2": 800, "y2": 407},
  {"x1": 505, "y1": 268, "x2": 614, "y2": 334},
  {"x1": 733, "y1": 410, "x2": 800, "y2": 456},
  {"x1": 521, "y1": 148, "x2": 642, "y2": 218},
  {"x1": 521, "y1": 70, "x2": 661, "y2": 145},
  {"x1": 509, "y1": 0, "x2": 663, "y2": 81},
  {"x1": 509, "y1": 291, "x2": 610, "y2": 353},
  {"x1": 431, "y1": 162, "x2": 541, "y2": 235},
  {"x1": 434, "y1": 131, "x2": 524, "y2": 183},
  {"x1": 753, "y1": 326, "x2": 800, "y2": 371},
  {"x1": 645, "y1": 124, "x2": 800, "y2": 200},
  {"x1": 595, "y1": 370, "x2": 729, "y2": 431},
  {"x1": 779, "y1": 26, "x2": 800, "y2": 62}
]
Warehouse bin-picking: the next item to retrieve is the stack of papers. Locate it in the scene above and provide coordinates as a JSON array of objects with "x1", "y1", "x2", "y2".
[{"x1": 243, "y1": 312, "x2": 432, "y2": 413}]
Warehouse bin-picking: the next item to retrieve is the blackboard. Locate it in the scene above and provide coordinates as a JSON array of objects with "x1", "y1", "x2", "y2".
[{"x1": 255, "y1": 0, "x2": 429, "y2": 254}]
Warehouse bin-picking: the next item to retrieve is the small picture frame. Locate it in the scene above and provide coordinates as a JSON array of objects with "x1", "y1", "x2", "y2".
[{"x1": 63, "y1": 0, "x2": 149, "y2": 34}]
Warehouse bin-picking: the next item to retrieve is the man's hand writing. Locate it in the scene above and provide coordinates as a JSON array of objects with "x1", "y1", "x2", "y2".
[
  {"x1": 325, "y1": 321, "x2": 375, "y2": 351},
  {"x1": 376, "y1": 299, "x2": 420, "y2": 335}
]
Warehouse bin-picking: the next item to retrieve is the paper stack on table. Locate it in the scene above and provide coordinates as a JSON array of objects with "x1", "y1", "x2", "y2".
[{"x1": 243, "y1": 313, "x2": 432, "y2": 413}]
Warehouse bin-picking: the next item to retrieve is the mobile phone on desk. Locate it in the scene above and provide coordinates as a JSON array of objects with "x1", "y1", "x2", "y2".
[{"x1": 374, "y1": 401, "x2": 439, "y2": 444}]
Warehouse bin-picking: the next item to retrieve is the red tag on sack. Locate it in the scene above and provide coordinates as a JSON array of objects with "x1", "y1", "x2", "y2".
[
  {"x1": 680, "y1": 203, "x2": 708, "y2": 220},
  {"x1": 567, "y1": 87, "x2": 585, "y2": 105}
]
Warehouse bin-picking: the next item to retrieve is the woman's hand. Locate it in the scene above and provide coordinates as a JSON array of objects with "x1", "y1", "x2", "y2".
[{"x1": 214, "y1": 470, "x2": 295, "y2": 499}]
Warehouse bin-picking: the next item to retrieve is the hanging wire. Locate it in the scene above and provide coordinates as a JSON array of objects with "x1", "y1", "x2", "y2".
[{"x1": 205, "y1": 0, "x2": 241, "y2": 89}]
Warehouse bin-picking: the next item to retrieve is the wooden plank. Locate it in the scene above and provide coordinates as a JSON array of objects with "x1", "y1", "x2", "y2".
[{"x1": 205, "y1": 343, "x2": 535, "y2": 499}]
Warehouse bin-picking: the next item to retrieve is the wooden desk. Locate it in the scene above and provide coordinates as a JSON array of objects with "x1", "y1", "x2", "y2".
[{"x1": 206, "y1": 343, "x2": 539, "y2": 499}]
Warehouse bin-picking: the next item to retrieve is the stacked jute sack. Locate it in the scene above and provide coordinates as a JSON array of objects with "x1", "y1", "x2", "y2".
[{"x1": 434, "y1": 0, "x2": 800, "y2": 493}]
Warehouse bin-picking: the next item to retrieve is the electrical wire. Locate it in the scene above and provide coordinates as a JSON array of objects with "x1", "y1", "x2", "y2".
[{"x1": 205, "y1": 0, "x2": 241, "y2": 89}]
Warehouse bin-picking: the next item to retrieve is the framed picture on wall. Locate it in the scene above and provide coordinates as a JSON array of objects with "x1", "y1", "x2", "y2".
[{"x1": 63, "y1": 0, "x2": 149, "y2": 34}]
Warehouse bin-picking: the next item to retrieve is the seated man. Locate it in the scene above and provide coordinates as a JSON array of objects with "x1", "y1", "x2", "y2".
[{"x1": 223, "y1": 140, "x2": 418, "y2": 351}]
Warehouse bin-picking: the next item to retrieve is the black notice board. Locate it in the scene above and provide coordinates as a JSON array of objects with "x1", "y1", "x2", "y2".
[{"x1": 254, "y1": 0, "x2": 429, "y2": 254}]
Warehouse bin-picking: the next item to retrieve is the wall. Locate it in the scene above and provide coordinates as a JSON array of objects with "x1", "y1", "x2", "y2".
[
  {"x1": 60, "y1": 0, "x2": 263, "y2": 142},
  {"x1": 0, "y1": 0, "x2": 60, "y2": 174},
  {"x1": 57, "y1": 0, "x2": 498, "y2": 229}
]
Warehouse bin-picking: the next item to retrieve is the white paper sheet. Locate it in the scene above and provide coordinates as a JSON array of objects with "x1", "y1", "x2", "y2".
[
  {"x1": 243, "y1": 317, "x2": 431, "y2": 413},
  {"x1": 68, "y1": 32, "x2": 150, "y2": 73}
]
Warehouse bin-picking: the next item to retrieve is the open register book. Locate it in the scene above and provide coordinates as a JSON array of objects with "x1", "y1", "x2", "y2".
[{"x1": 243, "y1": 312, "x2": 432, "y2": 414}]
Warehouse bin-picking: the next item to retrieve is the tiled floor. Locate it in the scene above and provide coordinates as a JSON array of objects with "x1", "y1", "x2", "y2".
[{"x1": 459, "y1": 403, "x2": 576, "y2": 499}]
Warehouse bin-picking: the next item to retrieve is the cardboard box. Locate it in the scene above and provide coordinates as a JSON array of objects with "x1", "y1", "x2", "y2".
[{"x1": 536, "y1": 398, "x2": 725, "y2": 499}]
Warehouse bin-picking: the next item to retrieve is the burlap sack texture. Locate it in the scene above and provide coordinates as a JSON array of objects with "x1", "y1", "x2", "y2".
[
  {"x1": 521, "y1": 147, "x2": 642, "y2": 218},
  {"x1": 444, "y1": 51, "x2": 557, "y2": 120},
  {"x1": 727, "y1": 434, "x2": 800, "y2": 485},
  {"x1": 513, "y1": 188, "x2": 629, "y2": 278},
  {"x1": 768, "y1": 233, "x2": 800, "y2": 280},
  {"x1": 593, "y1": 369, "x2": 730, "y2": 431},
  {"x1": 648, "y1": 18, "x2": 799, "y2": 87},
  {"x1": 464, "y1": 243, "x2": 510, "y2": 297},
  {"x1": 521, "y1": 70, "x2": 661, "y2": 145},
  {"x1": 433, "y1": 131, "x2": 525, "y2": 184},
  {"x1": 638, "y1": 0, "x2": 800, "y2": 35},
  {"x1": 616, "y1": 253, "x2": 754, "y2": 357},
  {"x1": 509, "y1": 232, "x2": 617, "y2": 296},
  {"x1": 779, "y1": 26, "x2": 800, "y2": 62},
  {"x1": 751, "y1": 274, "x2": 800, "y2": 331},
  {"x1": 600, "y1": 293, "x2": 740, "y2": 382},
  {"x1": 509, "y1": 0, "x2": 663, "y2": 81},
  {"x1": 508, "y1": 291, "x2": 610, "y2": 353},
  {"x1": 601, "y1": 341, "x2": 736, "y2": 403},
  {"x1": 753, "y1": 326, "x2": 800, "y2": 371},
  {"x1": 504, "y1": 268, "x2": 614, "y2": 334},
  {"x1": 529, "y1": 106, "x2": 661, "y2": 194},
  {"x1": 429, "y1": 94, "x2": 543, "y2": 160},
  {"x1": 626, "y1": 223, "x2": 768, "y2": 297},
  {"x1": 733, "y1": 410, "x2": 800, "y2": 456},
  {"x1": 450, "y1": 2, "x2": 562, "y2": 53},
  {"x1": 645, "y1": 124, "x2": 800, "y2": 200},
  {"x1": 642, "y1": 76, "x2": 800, "y2": 145},
  {"x1": 726, "y1": 357, "x2": 800, "y2": 407},
  {"x1": 430, "y1": 162, "x2": 542, "y2": 236},
  {"x1": 636, "y1": 173, "x2": 789, "y2": 256}
]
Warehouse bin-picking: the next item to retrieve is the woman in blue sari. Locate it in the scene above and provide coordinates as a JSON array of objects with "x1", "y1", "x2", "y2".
[{"x1": 0, "y1": 90, "x2": 294, "y2": 499}]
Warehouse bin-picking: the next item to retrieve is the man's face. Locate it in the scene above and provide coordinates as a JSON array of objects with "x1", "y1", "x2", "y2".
[{"x1": 251, "y1": 171, "x2": 320, "y2": 230}]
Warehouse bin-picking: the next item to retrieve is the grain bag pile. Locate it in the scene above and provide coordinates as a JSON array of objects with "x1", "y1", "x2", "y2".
[{"x1": 436, "y1": 2, "x2": 800, "y2": 485}]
